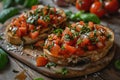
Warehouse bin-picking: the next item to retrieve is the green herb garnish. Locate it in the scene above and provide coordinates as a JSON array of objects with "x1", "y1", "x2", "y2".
[
  {"x1": 80, "y1": 26, "x2": 90, "y2": 34},
  {"x1": 106, "y1": 34, "x2": 111, "y2": 40},
  {"x1": 34, "y1": 78, "x2": 44, "y2": 80},
  {"x1": 64, "y1": 34, "x2": 73, "y2": 41},
  {"x1": 55, "y1": 67, "x2": 68, "y2": 75},
  {"x1": 45, "y1": 62, "x2": 57, "y2": 68},
  {"x1": 47, "y1": 42, "x2": 54, "y2": 50}
]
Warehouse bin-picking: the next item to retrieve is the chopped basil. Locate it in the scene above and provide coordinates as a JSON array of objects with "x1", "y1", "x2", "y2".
[
  {"x1": 61, "y1": 45, "x2": 65, "y2": 50},
  {"x1": 47, "y1": 42, "x2": 54, "y2": 50},
  {"x1": 64, "y1": 34, "x2": 73, "y2": 41},
  {"x1": 55, "y1": 67, "x2": 68, "y2": 75},
  {"x1": 43, "y1": 15, "x2": 50, "y2": 22},
  {"x1": 89, "y1": 37, "x2": 98, "y2": 44},
  {"x1": 0, "y1": 36, "x2": 3, "y2": 40},
  {"x1": 106, "y1": 34, "x2": 111, "y2": 40},
  {"x1": 77, "y1": 38, "x2": 82, "y2": 45},
  {"x1": 80, "y1": 26, "x2": 90, "y2": 34},
  {"x1": 45, "y1": 62, "x2": 57, "y2": 68},
  {"x1": 27, "y1": 14, "x2": 39, "y2": 24},
  {"x1": 72, "y1": 32, "x2": 79, "y2": 38},
  {"x1": 53, "y1": 29, "x2": 63, "y2": 36}
]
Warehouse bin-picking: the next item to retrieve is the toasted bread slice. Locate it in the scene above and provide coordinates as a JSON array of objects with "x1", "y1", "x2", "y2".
[
  {"x1": 5, "y1": 5, "x2": 66, "y2": 45},
  {"x1": 44, "y1": 25, "x2": 114, "y2": 66}
]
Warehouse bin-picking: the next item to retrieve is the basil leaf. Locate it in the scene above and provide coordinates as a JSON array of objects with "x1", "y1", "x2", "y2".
[
  {"x1": 24, "y1": 0, "x2": 39, "y2": 8},
  {"x1": 115, "y1": 59, "x2": 120, "y2": 70},
  {"x1": 80, "y1": 13, "x2": 100, "y2": 24},
  {"x1": 0, "y1": 48, "x2": 8, "y2": 69},
  {"x1": 0, "y1": 7, "x2": 19, "y2": 23},
  {"x1": 3, "y1": 0, "x2": 14, "y2": 9},
  {"x1": 34, "y1": 78, "x2": 44, "y2": 80}
]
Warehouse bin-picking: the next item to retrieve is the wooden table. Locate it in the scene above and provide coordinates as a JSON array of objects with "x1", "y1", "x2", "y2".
[{"x1": 0, "y1": 0, "x2": 120, "y2": 80}]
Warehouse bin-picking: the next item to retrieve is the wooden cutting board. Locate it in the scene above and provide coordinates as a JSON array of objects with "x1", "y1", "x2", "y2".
[{"x1": 0, "y1": 21, "x2": 116, "y2": 78}]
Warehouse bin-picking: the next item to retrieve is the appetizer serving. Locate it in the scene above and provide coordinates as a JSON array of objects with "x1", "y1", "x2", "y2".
[
  {"x1": 3, "y1": 5, "x2": 115, "y2": 78},
  {"x1": 5, "y1": 5, "x2": 66, "y2": 45},
  {"x1": 44, "y1": 21, "x2": 114, "y2": 66}
]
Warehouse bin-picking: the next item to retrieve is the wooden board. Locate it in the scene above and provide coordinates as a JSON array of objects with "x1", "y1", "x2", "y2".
[
  {"x1": 0, "y1": 0, "x2": 120, "y2": 79},
  {"x1": 0, "y1": 19, "x2": 116, "y2": 79}
]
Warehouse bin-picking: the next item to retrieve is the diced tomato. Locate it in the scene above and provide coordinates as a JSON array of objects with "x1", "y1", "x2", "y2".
[
  {"x1": 13, "y1": 20, "x2": 20, "y2": 27},
  {"x1": 60, "y1": 49, "x2": 70, "y2": 58},
  {"x1": 76, "y1": 26, "x2": 81, "y2": 32},
  {"x1": 76, "y1": 48, "x2": 85, "y2": 56},
  {"x1": 19, "y1": 27, "x2": 27, "y2": 36},
  {"x1": 28, "y1": 24, "x2": 34, "y2": 30},
  {"x1": 80, "y1": 38, "x2": 90, "y2": 47},
  {"x1": 64, "y1": 44, "x2": 76, "y2": 54},
  {"x1": 50, "y1": 44, "x2": 61, "y2": 57},
  {"x1": 31, "y1": 5, "x2": 38, "y2": 10},
  {"x1": 87, "y1": 45, "x2": 95, "y2": 51},
  {"x1": 34, "y1": 40, "x2": 44, "y2": 48},
  {"x1": 62, "y1": 27, "x2": 72, "y2": 36},
  {"x1": 19, "y1": 15, "x2": 26, "y2": 21},
  {"x1": 50, "y1": 15, "x2": 54, "y2": 19},
  {"x1": 36, "y1": 56, "x2": 48, "y2": 67},
  {"x1": 21, "y1": 22, "x2": 27, "y2": 27},
  {"x1": 71, "y1": 23, "x2": 76, "y2": 28},
  {"x1": 98, "y1": 36, "x2": 106, "y2": 43},
  {"x1": 96, "y1": 41, "x2": 104, "y2": 49},
  {"x1": 79, "y1": 21, "x2": 85, "y2": 25},
  {"x1": 16, "y1": 29, "x2": 22, "y2": 37},
  {"x1": 88, "y1": 21, "x2": 94, "y2": 30},
  {"x1": 37, "y1": 19, "x2": 48, "y2": 27},
  {"x1": 30, "y1": 31, "x2": 39, "y2": 39}
]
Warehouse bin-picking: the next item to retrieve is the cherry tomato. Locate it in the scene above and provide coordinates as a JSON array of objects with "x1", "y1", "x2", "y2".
[
  {"x1": 76, "y1": 0, "x2": 94, "y2": 11},
  {"x1": 104, "y1": 0, "x2": 119, "y2": 14},
  {"x1": 90, "y1": 1, "x2": 106, "y2": 17}
]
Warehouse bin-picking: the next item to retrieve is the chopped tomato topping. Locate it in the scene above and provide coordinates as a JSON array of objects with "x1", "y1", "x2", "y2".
[
  {"x1": 37, "y1": 19, "x2": 48, "y2": 27},
  {"x1": 28, "y1": 24, "x2": 34, "y2": 30},
  {"x1": 36, "y1": 56, "x2": 48, "y2": 67},
  {"x1": 30, "y1": 31, "x2": 39, "y2": 39},
  {"x1": 62, "y1": 27, "x2": 72, "y2": 36},
  {"x1": 50, "y1": 44, "x2": 61, "y2": 57},
  {"x1": 13, "y1": 20, "x2": 20, "y2": 27},
  {"x1": 19, "y1": 27, "x2": 27, "y2": 36},
  {"x1": 16, "y1": 29, "x2": 22, "y2": 37},
  {"x1": 79, "y1": 21, "x2": 85, "y2": 25},
  {"x1": 31, "y1": 5, "x2": 38, "y2": 10},
  {"x1": 64, "y1": 44, "x2": 76, "y2": 54},
  {"x1": 80, "y1": 38, "x2": 90, "y2": 47}
]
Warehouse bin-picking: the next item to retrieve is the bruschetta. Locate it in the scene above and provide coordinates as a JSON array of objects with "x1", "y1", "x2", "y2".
[
  {"x1": 44, "y1": 21, "x2": 114, "y2": 66},
  {"x1": 6, "y1": 5, "x2": 66, "y2": 45}
]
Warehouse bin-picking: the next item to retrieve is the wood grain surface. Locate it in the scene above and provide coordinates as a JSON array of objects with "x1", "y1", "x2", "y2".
[{"x1": 0, "y1": 0, "x2": 120, "y2": 80}]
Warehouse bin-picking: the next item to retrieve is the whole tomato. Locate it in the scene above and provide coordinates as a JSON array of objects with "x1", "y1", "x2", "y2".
[
  {"x1": 104, "y1": 0, "x2": 119, "y2": 14},
  {"x1": 90, "y1": 1, "x2": 106, "y2": 17},
  {"x1": 76, "y1": 0, "x2": 94, "y2": 11}
]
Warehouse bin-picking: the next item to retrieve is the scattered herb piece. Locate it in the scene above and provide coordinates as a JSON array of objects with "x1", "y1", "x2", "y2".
[
  {"x1": 64, "y1": 34, "x2": 73, "y2": 41},
  {"x1": 114, "y1": 59, "x2": 120, "y2": 70},
  {"x1": 0, "y1": 36, "x2": 3, "y2": 40},
  {"x1": 106, "y1": 34, "x2": 111, "y2": 40},
  {"x1": 53, "y1": 29, "x2": 63, "y2": 36},
  {"x1": 45, "y1": 62, "x2": 57, "y2": 68},
  {"x1": 80, "y1": 26, "x2": 91, "y2": 34},
  {"x1": 55, "y1": 67, "x2": 68, "y2": 75},
  {"x1": 13, "y1": 69, "x2": 19, "y2": 73},
  {"x1": 34, "y1": 78, "x2": 44, "y2": 80},
  {"x1": 47, "y1": 42, "x2": 54, "y2": 50},
  {"x1": 77, "y1": 38, "x2": 82, "y2": 45}
]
